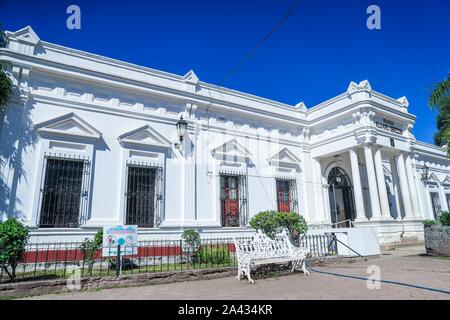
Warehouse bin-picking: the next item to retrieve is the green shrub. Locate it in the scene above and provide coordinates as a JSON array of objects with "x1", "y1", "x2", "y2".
[
  {"x1": 79, "y1": 229, "x2": 103, "y2": 274},
  {"x1": 195, "y1": 245, "x2": 231, "y2": 265},
  {"x1": 423, "y1": 219, "x2": 437, "y2": 227},
  {"x1": 0, "y1": 67, "x2": 12, "y2": 112},
  {"x1": 181, "y1": 229, "x2": 200, "y2": 245},
  {"x1": 249, "y1": 210, "x2": 308, "y2": 240},
  {"x1": 439, "y1": 211, "x2": 450, "y2": 226},
  {"x1": 181, "y1": 229, "x2": 201, "y2": 258},
  {"x1": 0, "y1": 218, "x2": 30, "y2": 282}
]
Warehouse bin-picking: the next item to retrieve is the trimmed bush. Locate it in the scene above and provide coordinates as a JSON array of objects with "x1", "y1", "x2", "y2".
[
  {"x1": 0, "y1": 218, "x2": 29, "y2": 282},
  {"x1": 423, "y1": 219, "x2": 437, "y2": 227},
  {"x1": 439, "y1": 211, "x2": 450, "y2": 226},
  {"x1": 249, "y1": 210, "x2": 308, "y2": 240}
]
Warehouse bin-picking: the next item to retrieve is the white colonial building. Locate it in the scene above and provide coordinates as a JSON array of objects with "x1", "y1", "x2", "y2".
[{"x1": 1, "y1": 26, "x2": 449, "y2": 244}]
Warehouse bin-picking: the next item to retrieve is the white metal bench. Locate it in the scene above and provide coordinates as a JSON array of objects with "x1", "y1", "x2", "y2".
[{"x1": 234, "y1": 229, "x2": 310, "y2": 283}]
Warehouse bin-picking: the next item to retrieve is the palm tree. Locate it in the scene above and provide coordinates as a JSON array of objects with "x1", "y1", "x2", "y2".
[{"x1": 428, "y1": 75, "x2": 450, "y2": 155}]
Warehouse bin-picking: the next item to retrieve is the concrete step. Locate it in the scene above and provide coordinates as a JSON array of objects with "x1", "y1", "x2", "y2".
[{"x1": 380, "y1": 239, "x2": 424, "y2": 251}]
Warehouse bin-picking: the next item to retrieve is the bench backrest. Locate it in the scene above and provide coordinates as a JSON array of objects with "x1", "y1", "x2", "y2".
[{"x1": 234, "y1": 229, "x2": 295, "y2": 259}]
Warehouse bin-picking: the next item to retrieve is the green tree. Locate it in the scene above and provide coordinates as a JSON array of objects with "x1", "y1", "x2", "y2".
[
  {"x1": 428, "y1": 75, "x2": 450, "y2": 154},
  {"x1": 0, "y1": 23, "x2": 7, "y2": 48},
  {"x1": 79, "y1": 229, "x2": 103, "y2": 275},
  {"x1": 0, "y1": 68, "x2": 12, "y2": 112},
  {"x1": 0, "y1": 23, "x2": 12, "y2": 112},
  {"x1": 0, "y1": 218, "x2": 30, "y2": 282}
]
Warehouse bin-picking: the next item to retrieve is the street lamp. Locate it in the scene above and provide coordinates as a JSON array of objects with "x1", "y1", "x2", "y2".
[
  {"x1": 176, "y1": 115, "x2": 188, "y2": 143},
  {"x1": 421, "y1": 165, "x2": 429, "y2": 182}
]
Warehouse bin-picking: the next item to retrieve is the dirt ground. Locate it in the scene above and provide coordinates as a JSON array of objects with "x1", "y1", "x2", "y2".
[{"x1": 24, "y1": 245, "x2": 450, "y2": 300}]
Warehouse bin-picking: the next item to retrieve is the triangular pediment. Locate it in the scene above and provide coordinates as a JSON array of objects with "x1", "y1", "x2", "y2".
[
  {"x1": 118, "y1": 125, "x2": 170, "y2": 148},
  {"x1": 428, "y1": 172, "x2": 440, "y2": 184},
  {"x1": 211, "y1": 138, "x2": 251, "y2": 161},
  {"x1": 183, "y1": 70, "x2": 199, "y2": 84},
  {"x1": 35, "y1": 113, "x2": 101, "y2": 141},
  {"x1": 13, "y1": 26, "x2": 40, "y2": 45},
  {"x1": 441, "y1": 175, "x2": 450, "y2": 185},
  {"x1": 268, "y1": 147, "x2": 301, "y2": 166}
]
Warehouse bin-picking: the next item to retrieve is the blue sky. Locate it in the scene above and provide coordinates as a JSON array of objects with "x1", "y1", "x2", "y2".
[{"x1": 1, "y1": 0, "x2": 449, "y2": 144}]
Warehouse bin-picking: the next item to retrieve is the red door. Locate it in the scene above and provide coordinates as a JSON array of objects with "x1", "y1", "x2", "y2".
[
  {"x1": 277, "y1": 180, "x2": 291, "y2": 212},
  {"x1": 221, "y1": 176, "x2": 240, "y2": 227}
]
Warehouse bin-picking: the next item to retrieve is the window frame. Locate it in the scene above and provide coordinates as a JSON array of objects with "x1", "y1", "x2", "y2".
[
  {"x1": 37, "y1": 153, "x2": 91, "y2": 228},
  {"x1": 124, "y1": 163, "x2": 162, "y2": 228},
  {"x1": 429, "y1": 191, "x2": 442, "y2": 220},
  {"x1": 219, "y1": 174, "x2": 248, "y2": 227}
]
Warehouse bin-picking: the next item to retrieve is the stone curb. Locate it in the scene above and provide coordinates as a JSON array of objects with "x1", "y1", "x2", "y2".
[{"x1": 0, "y1": 255, "x2": 367, "y2": 299}]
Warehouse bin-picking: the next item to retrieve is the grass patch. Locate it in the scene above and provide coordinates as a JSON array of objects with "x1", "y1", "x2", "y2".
[{"x1": 1, "y1": 260, "x2": 238, "y2": 284}]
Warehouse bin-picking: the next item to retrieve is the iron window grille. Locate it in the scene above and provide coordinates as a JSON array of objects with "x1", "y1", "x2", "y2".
[
  {"x1": 38, "y1": 154, "x2": 90, "y2": 228},
  {"x1": 447, "y1": 194, "x2": 450, "y2": 213},
  {"x1": 327, "y1": 167, "x2": 356, "y2": 227},
  {"x1": 220, "y1": 174, "x2": 248, "y2": 227},
  {"x1": 125, "y1": 163, "x2": 163, "y2": 228},
  {"x1": 430, "y1": 192, "x2": 442, "y2": 219},
  {"x1": 275, "y1": 179, "x2": 298, "y2": 213}
]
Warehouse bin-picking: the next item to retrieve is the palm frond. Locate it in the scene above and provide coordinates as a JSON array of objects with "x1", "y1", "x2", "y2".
[
  {"x1": 428, "y1": 75, "x2": 450, "y2": 110},
  {"x1": 442, "y1": 127, "x2": 450, "y2": 156}
]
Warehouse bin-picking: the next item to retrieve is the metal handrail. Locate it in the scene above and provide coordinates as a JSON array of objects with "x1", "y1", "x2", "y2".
[{"x1": 331, "y1": 219, "x2": 354, "y2": 228}]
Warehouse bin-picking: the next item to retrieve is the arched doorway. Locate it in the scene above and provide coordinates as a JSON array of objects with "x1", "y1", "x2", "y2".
[{"x1": 328, "y1": 167, "x2": 356, "y2": 228}]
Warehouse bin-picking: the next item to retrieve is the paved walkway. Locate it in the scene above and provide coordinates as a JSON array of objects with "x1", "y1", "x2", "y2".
[{"x1": 25, "y1": 246, "x2": 450, "y2": 300}]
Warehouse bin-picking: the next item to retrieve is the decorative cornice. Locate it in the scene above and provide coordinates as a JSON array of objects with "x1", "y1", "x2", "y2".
[
  {"x1": 356, "y1": 133, "x2": 377, "y2": 146},
  {"x1": 301, "y1": 128, "x2": 311, "y2": 141},
  {"x1": 352, "y1": 108, "x2": 375, "y2": 125},
  {"x1": 295, "y1": 101, "x2": 307, "y2": 112},
  {"x1": 397, "y1": 96, "x2": 409, "y2": 108},
  {"x1": 347, "y1": 80, "x2": 372, "y2": 95}
]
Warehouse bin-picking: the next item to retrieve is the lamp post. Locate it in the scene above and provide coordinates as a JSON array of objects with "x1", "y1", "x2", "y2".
[
  {"x1": 176, "y1": 115, "x2": 188, "y2": 143},
  {"x1": 421, "y1": 165, "x2": 429, "y2": 183}
]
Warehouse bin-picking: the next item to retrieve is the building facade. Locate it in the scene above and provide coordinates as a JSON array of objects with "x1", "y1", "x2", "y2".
[{"x1": 1, "y1": 27, "x2": 449, "y2": 244}]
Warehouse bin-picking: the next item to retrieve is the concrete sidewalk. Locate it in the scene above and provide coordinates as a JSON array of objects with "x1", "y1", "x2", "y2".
[{"x1": 24, "y1": 246, "x2": 450, "y2": 300}]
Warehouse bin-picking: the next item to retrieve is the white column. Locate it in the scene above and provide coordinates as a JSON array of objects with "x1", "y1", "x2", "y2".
[
  {"x1": 389, "y1": 157, "x2": 403, "y2": 220},
  {"x1": 405, "y1": 154, "x2": 422, "y2": 218},
  {"x1": 396, "y1": 153, "x2": 414, "y2": 218},
  {"x1": 374, "y1": 147, "x2": 392, "y2": 219},
  {"x1": 313, "y1": 158, "x2": 327, "y2": 223},
  {"x1": 349, "y1": 148, "x2": 367, "y2": 221},
  {"x1": 363, "y1": 144, "x2": 382, "y2": 219}
]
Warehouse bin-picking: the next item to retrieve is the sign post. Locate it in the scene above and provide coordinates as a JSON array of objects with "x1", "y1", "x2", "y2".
[{"x1": 102, "y1": 225, "x2": 138, "y2": 277}]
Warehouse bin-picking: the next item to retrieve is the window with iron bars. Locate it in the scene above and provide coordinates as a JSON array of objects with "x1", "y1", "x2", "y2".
[
  {"x1": 125, "y1": 164, "x2": 163, "y2": 228},
  {"x1": 275, "y1": 179, "x2": 298, "y2": 213},
  {"x1": 39, "y1": 156, "x2": 90, "y2": 228},
  {"x1": 430, "y1": 192, "x2": 442, "y2": 220},
  {"x1": 447, "y1": 194, "x2": 450, "y2": 213},
  {"x1": 220, "y1": 174, "x2": 248, "y2": 227}
]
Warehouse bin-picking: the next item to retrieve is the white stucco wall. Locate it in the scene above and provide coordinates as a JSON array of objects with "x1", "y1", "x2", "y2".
[{"x1": 1, "y1": 26, "x2": 450, "y2": 244}]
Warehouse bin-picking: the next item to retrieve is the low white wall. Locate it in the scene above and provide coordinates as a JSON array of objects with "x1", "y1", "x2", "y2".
[{"x1": 308, "y1": 227, "x2": 380, "y2": 257}]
